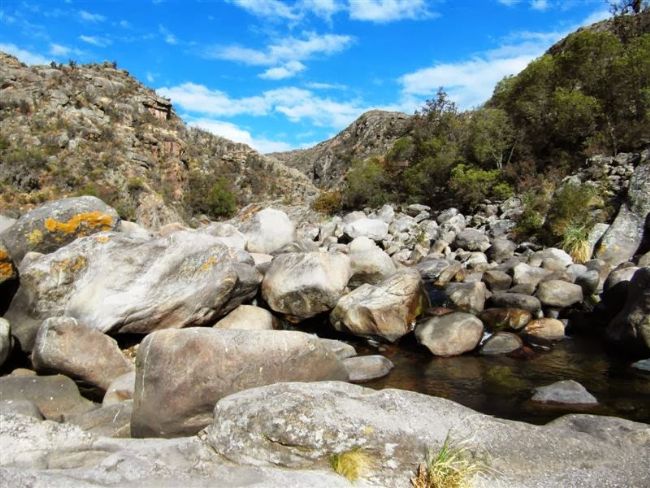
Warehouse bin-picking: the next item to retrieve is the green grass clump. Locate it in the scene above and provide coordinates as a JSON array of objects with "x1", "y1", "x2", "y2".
[
  {"x1": 411, "y1": 435, "x2": 488, "y2": 488},
  {"x1": 329, "y1": 447, "x2": 375, "y2": 481},
  {"x1": 561, "y1": 223, "x2": 592, "y2": 263}
]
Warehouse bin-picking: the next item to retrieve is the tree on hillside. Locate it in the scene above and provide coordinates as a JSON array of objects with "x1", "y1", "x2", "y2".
[{"x1": 609, "y1": 0, "x2": 649, "y2": 15}]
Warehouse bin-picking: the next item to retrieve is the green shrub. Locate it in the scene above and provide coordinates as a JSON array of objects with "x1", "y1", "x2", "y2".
[
  {"x1": 544, "y1": 182, "x2": 599, "y2": 241},
  {"x1": 185, "y1": 172, "x2": 237, "y2": 219},
  {"x1": 449, "y1": 164, "x2": 513, "y2": 210},
  {"x1": 127, "y1": 177, "x2": 145, "y2": 193},
  {"x1": 342, "y1": 157, "x2": 391, "y2": 209},
  {"x1": 513, "y1": 189, "x2": 552, "y2": 240},
  {"x1": 311, "y1": 190, "x2": 342, "y2": 215}
]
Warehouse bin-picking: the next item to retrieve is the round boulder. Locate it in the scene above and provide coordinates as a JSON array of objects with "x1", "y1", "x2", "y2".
[
  {"x1": 523, "y1": 318, "x2": 565, "y2": 340},
  {"x1": 532, "y1": 380, "x2": 598, "y2": 405},
  {"x1": 480, "y1": 332, "x2": 523, "y2": 355},
  {"x1": 415, "y1": 312, "x2": 484, "y2": 357},
  {"x1": 536, "y1": 280, "x2": 583, "y2": 308},
  {"x1": 241, "y1": 208, "x2": 296, "y2": 254},
  {"x1": 213, "y1": 304, "x2": 276, "y2": 331}
]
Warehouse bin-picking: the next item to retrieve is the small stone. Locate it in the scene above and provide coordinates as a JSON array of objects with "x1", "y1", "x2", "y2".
[
  {"x1": 532, "y1": 380, "x2": 598, "y2": 405},
  {"x1": 343, "y1": 355, "x2": 394, "y2": 382}
]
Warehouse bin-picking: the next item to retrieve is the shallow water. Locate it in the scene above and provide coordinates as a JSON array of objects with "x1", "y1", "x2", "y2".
[{"x1": 355, "y1": 336, "x2": 650, "y2": 425}]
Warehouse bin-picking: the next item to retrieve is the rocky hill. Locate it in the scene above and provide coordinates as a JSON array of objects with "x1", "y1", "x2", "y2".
[
  {"x1": 271, "y1": 109, "x2": 411, "y2": 188},
  {"x1": 0, "y1": 53, "x2": 316, "y2": 228}
]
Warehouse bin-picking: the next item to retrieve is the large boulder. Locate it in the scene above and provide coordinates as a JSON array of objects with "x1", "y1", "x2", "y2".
[
  {"x1": 479, "y1": 308, "x2": 531, "y2": 331},
  {"x1": 415, "y1": 312, "x2": 483, "y2": 356},
  {"x1": 0, "y1": 374, "x2": 95, "y2": 420},
  {"x1": 5, "y1": 231, "x2": 261, "y2": 351},
  {"x1": 131, "y1": 328, "x2": 348, "y2": 438},
  {"x1": 596, "y1": 159, "x2": 650, "y2": 266},
  {"x1": 262, "y1": 252, "x2": 351, "y2": 320},
  {"x1": 607, "y1": 267, "x2": 650, "y2": 351},
  {"x1": 535, "y1": 280, "x2": 584, "y2": 308},
  {"x1": 444, "y1": 281, "x2": 487, "y2": 314},
  {"x1": 213, "y1": 304, "x2": 277, "y2": 331},
  {"x1": 343, "y1": 355, "x2": 394, "y2": 382},
  {"x1": 207, "y1": 381, "x2": 650, "y2": 487},
  {"x1": 0, "y1": 196, "x2": 119, "y2": 265},
  {"x1": 348, "y1": 236, "x2": 396, "y2": 286},
  {"x1": 512, "y1": 263, "x2": 553, "y2": 294},
  {"x1": 330, "y1": 269, "x2": 428, "y2": 342},
  {"x1": 342, "y1": 218, "x2": 389, "y2": 241},
  {"x1": 32, "y1": 317, "x2": 133, "y2": 391},
  {"x1": 480, "y1": 332, "x2": 523, "y2": 355},
  {"x1": 490, "y1": 292, "x2": 542, "y2": 313},
  {"x1": 103, "y1": 371, "x2": 135, "y2": 406},
  {"x1": 241, "y1": 208, "x2": 296, "y2": 254},
  {"x1": 523, "y1": 318, "x2": 565, "y2": 340},
  {"x1": 453, "y1": 228, "x2": 490, "y2": 252}
]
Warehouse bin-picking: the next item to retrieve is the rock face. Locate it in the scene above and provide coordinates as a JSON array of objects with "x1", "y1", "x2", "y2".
[
  {"x1": 32, "y1": 317, "x2": 133, "y2": 391},
  {"x1": 131, "y1": 328, "x2": 348, "y2": 438},
  {"x1": 607, "y1": 267, "x2": 650, "y2": 351},
  {"x1": 532, "y1": 380, "x2": 598, "y2": 405},
  {"x1": 213, "y1": 304, "x2": 276, "y2": 331},
  {"x1": 271, "y1": 110, "x2": 411, "y2": 187},
  {"x1": 241, "y1": 208, "x2": 296, "y2": 254},
  {"x1": 5, "y1": 230, "x2": 261, "y2": 350},
  {"x1": 596, "y1": 158, "x2": 650, "y2": 266},
  {"x1": 261, "y1": 252, "x2": 351, "y2": 320},
  {"x1": 415, "y1": 313, "x2": 484, "y2": 356},
  {"x1": 0, "y1": 374, "x2": 95, "y2": 420},
  {"x1": 207, "y1": 381, "x2": 650, "y2": 487},
  {"x1": 0, "y1": 196, "x2": 120, "y2": 265},
  {"x1": 330, "y1": 269, "x2": 427, "y2": 342}
]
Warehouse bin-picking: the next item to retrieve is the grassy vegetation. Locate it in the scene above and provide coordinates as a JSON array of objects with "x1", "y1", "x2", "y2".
[
  {"x1": 311, "y1": 189, "x2": 343, "y2": 215},
  {"x1": 329, "y1": 447, "x2": 375, "y2": 481},
  {"x1": 411, "y1": 435, "x2": 488, "y2": 488}
]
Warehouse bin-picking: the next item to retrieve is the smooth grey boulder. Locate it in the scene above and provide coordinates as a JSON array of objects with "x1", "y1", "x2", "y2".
[
  {"x1": 415, "y1": 312, "x2": 483, "y2": 357},
  {"x1": 596, "y1": 160, "x2": 650, "y2": 266},
  {"x1": 32, "y1": 317, "x2": 133, "y2": 392},
  {"x1": 444, "y1": 281, "x2": 487, "y2": 314},
  {"x1": 490, "y1": 292, "x2": 542, "y2": 313},
  {"x1": 66, "y1": 402, "x2": 133, "y2": 438},
  {"x1": 213, "y1": 304, "x2": 276, "y2": 331},
  {"x1": 318, "y1": 339, "x2": 357, "y2": 360},
  {"x1": 0, "y1": 414, "x2": 350, "y2": 487},
  {"x1": 532, "y1": 380, "x2": 598, "y2": 405},
  {"x1": 487, "y1": 238, "x2": 516, "y2": 263},
  {"x1": 117, "y1": 220, "x2": 153, "y2": 240},
  {"x1": 131, "y1": 328, "x2": 348, "y2": 438},
  {"x1": 241, "y1": 208, "x2": 296, "y2": 254},
  {"x1": 207, "y1": 381, "x2": 650, "y2": 488},
  {"x1": 0, "y1": 318, "x2": 11, "y2": 367},
  {"x1": 0, "y1": 374, "x2": 95, "y2": 420},
  {"x1": 574, "y1": 269, "x2": 600, "y2": 296},
  {"x1": 0, "y1": 399, "x2": 43, "y2": 419},
  {"x1": 530, "y1": 248, "x2": 573, "y2": 267},
  {"x1": 262, "y1": 252, "x2": 351, "y2": 320},
  {"x1": 331, "y1": 269, "x2": 428, "y2": 342},
  {"x1": 480, "y1": 332, "x2": 523, "y2": 355},
  {"x1": 453, "y1": 228, "x2": 491, "y2": 252},
  {"x1": 102, "y1": 371, "x2": 135, "y2": 406},
  {"x1": 608, "y1": 267, "x2": 650, "y2": 351},
  {"x1": 201, "y1": 222, "x2": 247, "y2": 250},
  {"x1": 604, "y1": 265, "x2": 639, "y2": 291},
  {"x1": 343, "y1": 355, "x2": 394, "y2": 382},
  {"x1": 523, "y1": 318, "x2": 565, "y2": 340},
  {"x1": 342, "y1": 218, "x2": 389, "y2": 241},
  {"x1": 512, "y1": 263, "x2": 553, "y2": 294},
  {"x1": 348, "y1": 236, "x2": 396, "y2": 286},
  {"x1": 0, "y1": 196, "x2": 120, "y2": 265},
  {"x1": 273, "y1": 239, "x2": 320, "y2": 255},
  {"x1": 5, "y1": 231, "x2": 261, "y2": 351},
  {"x1": 479, "y1": 308, "x2": 532, "y2": 331},
  {"x1": 535, "y1": 280, "x2": 583, "y2": 308}
]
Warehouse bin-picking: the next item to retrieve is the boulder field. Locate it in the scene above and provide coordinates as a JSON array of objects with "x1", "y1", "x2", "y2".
[{"x1": 1, "y1": 194, "x2": 649, "y2": 486}]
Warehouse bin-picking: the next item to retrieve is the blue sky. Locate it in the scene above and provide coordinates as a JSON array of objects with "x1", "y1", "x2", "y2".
[{"x1": 0, "y1": 0, "x2": 611, "y2": 153}]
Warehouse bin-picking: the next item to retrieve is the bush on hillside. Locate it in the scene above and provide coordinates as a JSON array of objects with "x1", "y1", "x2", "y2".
[{"x1": 185, "y1": 172, "x2": 237, "y2": 219}]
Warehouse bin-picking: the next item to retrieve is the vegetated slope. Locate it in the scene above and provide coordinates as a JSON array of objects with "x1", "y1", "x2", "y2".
[
  {"x1": 0, "y1": 53, "x2": 316, "y2": 227},
  {"x1": 271, "y1": 109, "x2": 411, "y2": 188}
]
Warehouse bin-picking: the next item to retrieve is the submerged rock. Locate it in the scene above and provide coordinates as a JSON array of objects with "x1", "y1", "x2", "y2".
[
  {"x1": 532, "y1": 380, "x2": 598, "y2": 405},
  {"x1": 480, "y1": 332, "x2": 523, "y2": 355},
  {"x1": 343, "y1": 355, "x2": 394, "y2": 382}
]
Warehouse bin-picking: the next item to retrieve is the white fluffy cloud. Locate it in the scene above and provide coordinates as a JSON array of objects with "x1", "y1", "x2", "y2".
[
  {"x1": 0, "y1": 43, "x2": 50, "y2": 65},
  {"x1": 188, "y1": 118, "x2": 295, "y2": 153},
  {"x1": 259, "y1": 60, "x2": 306, "y2": 79},
  {"x1": 158, "y1": 82, "x2": 365, "y2": 128},
  {"x1": 531, "y1": 0, "x2": 549, "y2": 11},
  {"x1": 79, "y1": 35, "x2": 112, "y2": 47},
  {"x1": 227, "y1": 0, "x2": 300, "y2": 20},
  {"x1": 348, "y1": 0, "x2": 433, "y2": 23},
  {"x1": 79, "y1": 10, "x2": 106, "y2": 22}
]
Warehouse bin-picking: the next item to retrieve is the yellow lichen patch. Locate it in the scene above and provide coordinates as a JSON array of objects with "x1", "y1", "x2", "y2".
[
  {"x1": 199, "y1": 255, "x2": 219, "y2": 272},
  {"x1": 44, "y1": 211, "x2": 115, "y2": 237},
  {"x1": 94, "y1": 235, "x2": 111, "y2": 244},
  {"x1": 0, "y1": 262, "x2": 15, "y2": 280},
  {"x1": 52, "y1": 256, "x2": 87, "y2": 274},
  {"x1": 0, "y1": 249, "x2": 8, "y2": 261},
  {"x1": 27, "y1": 229, "x2": 44, "y2": 246}
]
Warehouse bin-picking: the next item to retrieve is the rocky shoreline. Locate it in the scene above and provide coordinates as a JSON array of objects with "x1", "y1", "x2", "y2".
[{"x1": 1, "y1": 150, "x2": 650, "y2": 486}]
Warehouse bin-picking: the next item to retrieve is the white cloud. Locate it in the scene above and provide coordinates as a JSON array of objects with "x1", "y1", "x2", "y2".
[
  {"x1": 497, "y1": 0, "x2": 520, "y2": 6},
  {"x1": 79, "y1": 35, "x2": 111, "y2": 47},
  {"x1": 79, "y1": 10, "x2": 106, "y2": 22},
  {"x1": 348, "y1": 0, "x2": 434, "y2": 22},
  {"x1": 0, "y1": 43, "x2": 50, "y2": 65},
  {"x1": 259, "y1": 60, "x2": 306, "y2": 79},
  {"x1": 146, "y1": 72, "x2": 156, "y2": 83},
  {"x1": 49, "y1": 43, "x2": 70, "y2": 56},
  {"x1": 159, "y1": 25, "x2": 178, "y2": 45},
  {"x1": 188, "y1": 117, "x2": 295, "y2": 153},
  {"x1": 299, "y1": 0, "x2": 343, "y2": 19},
  {"x1": 305, "y1": 81, "x2": 347, "y2": 90},
  {"x1": 531, "y1": 0, "x2": 549, "y2": 11},
  {"x1": 397, "y1": 7, "x2": 613, "y2": 110},
  {"x1": 227, "y1": 0, "x2": 299, "y2": 20},
  {"x1": 158, "y1": 82, "x2": 365, "y2": 128},
  {"x1": 210, "y1": 32, "x2": 353, "y2": 66}
]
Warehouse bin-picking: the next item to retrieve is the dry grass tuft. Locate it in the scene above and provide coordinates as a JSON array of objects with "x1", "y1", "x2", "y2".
[
  {"x1": 411, "y1": 434, "x2": 488, "y2": 488},
  {"x1": 330, "y1": 447, "x2": 375, "y2": 481},
  {"x1": 561, "y1": 223, "x2": 592, "y2": 264}
]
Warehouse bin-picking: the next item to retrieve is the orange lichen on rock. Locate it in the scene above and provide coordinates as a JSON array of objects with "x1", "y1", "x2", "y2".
[
  {"x1": 52, "y1": 256, "x2": 88, "y2": 274},
  {"x1": 44, "y1": 211, "x2": 115, "y2": 238},
  {"x1": 199, "y1": 255, "x2": 219, "y2": 272},
  {"x1": 27, "y1": 229, "x2": 44, "y2": 246},
  {"x1": 0, "y1": 262, "x2": 15, "y2": 280}
]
